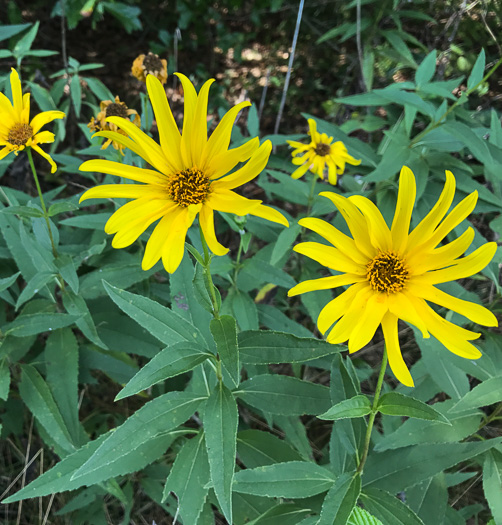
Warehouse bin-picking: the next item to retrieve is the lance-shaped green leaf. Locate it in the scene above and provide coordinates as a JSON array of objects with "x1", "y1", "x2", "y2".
[
  {"x1": 233, "y1": 461, "x2": 335, "y2": 498},
  {"x1": 238, "y1": 330, "x2": 342, "y2": 364},
  {"x1": 236, "y1": 375, "x2": 331, "y2": 416},
  {"x1": 3, "y1": 312, "x2": 80, "y2": 337},
  {"x1": 360, "y1": 488, "x2": 425, "y2": 525},
  {"x1": 451, "y1": 376, "x2": 502, "y2": 412},
  {"x1": 16, "y1": 271, "x2": 55, "y2": 310},
  {"x1": 162, "y1": 432, "x2": 210, "y2": 524},
  {"x1": 19, "y1": 364, "x2": 75, "y2": 454},
  {"x1": 483, "y1": 450, "x2": 502, "y2": 524},
  {"x1": 55, "y1": 254, "x2": 79, "y2": 294},
  {"x1": 103, "y1": 280, "x2": 205, "y2": 346},
  {"x1": 348, "y1": 507, "x2": 383, "y2": 525},
  {"x1": 318, "y1": 395, "x2": 372, "y2": 421},
  {"x1": 115, "y1": 342, "x2": 212, "y2": 400},
  {"x1": 247, "y1": 503, "x2": 311, "y2": 525},
  {"x1": 0, "y1": 271, "x2": 20, "y2": 293},
  {"x1": 210, "y1": 315, "x2": 239, "y2": 387},
  {"x1": 377, "y1": 392, "x2": 450, "y2": 424},
  {"x1": 71, "y1": 391, "x2": 205, "y2": 481},
  {"x1": 317, "y1": 472, "x2": 361, "y2": 525},
  {"x1": 204, "y1": 383, "x2": 238, "y2": 524},
  {"x1": 363, "y1": 438, "x2": 502, "y2": 492},
  {"x1": 467, "y1": 48, "x2": 485, "y2": 90},
  {"x1": 48, "y1": 201, "x2": 79, "y2": 217},
  {"x1": 2, "y1": 429, "x2": 177, "y2": 503},
  {"x1": 2, "y1": 205, "x2": 44, "y2": 218},
  {"x1": 0, "y1": 360, "x2": 11, "y2": 401}
]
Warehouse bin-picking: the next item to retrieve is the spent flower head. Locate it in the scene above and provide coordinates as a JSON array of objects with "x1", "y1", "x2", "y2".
[
  {"x1": 289, "y1": 166, "x2": 497, "y2": 386},
  {"x1": 88, "y1": 96, "x2": 140, "y2": 154},
  {"x1": 80, "y1": 73, "x2": 288, "y2": 274},
  {"x1": 0, "y1": 68, "x2": 65, "y2": 173},
  {"x1": 287, "y1": 118, "x2": 360, "y2": 185},
  {"x1": 131, "y1": 52, "x2": 168, "y2": 85}
]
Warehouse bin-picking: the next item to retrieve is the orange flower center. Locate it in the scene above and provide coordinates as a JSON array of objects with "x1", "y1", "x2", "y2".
[
  {"x1": 314, "y1": 143, "x2": 331, "y2": 156},
  {"x1": 367, "y1": 251, "x2": 409, "y2": 293},
  {"x1": 167, "y1": 168, "x2": 211, "y2": 207},
  {"x1": 8, "y1": 123, "x2": 33, "y2": 146}
]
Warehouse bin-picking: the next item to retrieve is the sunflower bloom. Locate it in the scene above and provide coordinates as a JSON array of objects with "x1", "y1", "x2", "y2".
[
  {"x1": 288, "y1": 166, "x2": 497, "y2": 386},
  {"x1": 131, "y1": 52, "x2": 168, "y2": 85},
  {"x1": 287, "y1": 118, "x2": 361, "y2": 185},
  {"x1": 88, "y1": 96, "x2": 140, "y2": 154},
  {"x1": 0, "y1": 68, "x2": 65, "y2": 173},
  {"x1": 79, "y1": 73, "x2": 288, "y2": 273}
]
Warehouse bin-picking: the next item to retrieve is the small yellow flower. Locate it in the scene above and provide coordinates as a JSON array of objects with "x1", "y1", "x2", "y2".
[
  {"x1": 0, "y1": 69, "x2": 65, "y2": 173},
  {"x1": 131, "y1": 52, "x2": 168, "y2": 85},
  {"x1": 79, "y1": 74, "x2": 288, "y2": 274},
  {"x1": 289, "y1": 166, "x2": 497, "y2": 386},
  {"x1": 88, "y1": 96, "x2": 140, "y2": 154},
  {"x1": 287, "y1": 118, "x2": 361, "y2": 185}
]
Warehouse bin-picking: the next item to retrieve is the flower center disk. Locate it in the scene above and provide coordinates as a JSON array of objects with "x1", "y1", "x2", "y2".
[
  {"x1": 366, "y1": 251, "x2": 409, "y2": 293},
  {"x1": 143, "y1": 52, "x2": 164, "y2": 74},
  {"x1": 167, "y1": 168, "x2": 211, "y2": 207},
  {"x1": 314, "y1": 143, "x2": 331, "y2": 156},
  {"x1": 8, "y1": 123, "x2": 33, "y2": 146},
  {"x1": 105, "y1": 103, "x2": 129, "y2": 119}
]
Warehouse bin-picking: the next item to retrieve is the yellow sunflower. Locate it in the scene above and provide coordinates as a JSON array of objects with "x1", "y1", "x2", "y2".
[
  {"x1": 0, "y1": 68, "x2": 65, "y2": 173},
  {"x1": 79, "y1": 73, "x2": 288, "y2": 274},
  {"x1": 88, "y1": 96, "x2": 140, "y2": 154},
  {"x1": 287, "y1": 118, "x2": 361, "y2": 185},
  {"x1": 288, "y1": 166, "x2": 497, "y2": 386},
  {"x1": 131, "y1": 52, "x2": 168, "y2": 85}
]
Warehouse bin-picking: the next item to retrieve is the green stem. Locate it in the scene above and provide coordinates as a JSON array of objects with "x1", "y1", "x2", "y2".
[
  {"x1": 356, "y1": 348, "x2": 388, "y2": 475},
  {"x1": 27, "y1": 148, "x2": 58, "y2": 259},
  {"x1": 306, "y1": 173, "x2": 318, "y2": 216},
  {"x1": 199, "y1": 228, "x2": 220, "y2": 319},
  {"x1": 232, "y1": 235, "x2": 245, "y2": 285},
  {"x1": 410, "y1": 55, "x2": 502, "y2": 147}
]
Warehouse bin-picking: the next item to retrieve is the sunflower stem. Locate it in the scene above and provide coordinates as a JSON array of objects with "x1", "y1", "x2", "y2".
[
  {"x1": 199, "y1": 228, "x2": 220, "y2": 320},
  {"x1": 27, "y1": 148, "x2": 58, "y2": 260},
  {"x1": 356, "y1": 348, "x2": 388, "y2": 475}
]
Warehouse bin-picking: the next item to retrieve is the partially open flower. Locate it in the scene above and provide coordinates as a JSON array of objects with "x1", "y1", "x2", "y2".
[
  {"x1": 131, "y1": 52, "x2": 168, "y2": 85},
  {"x1": 0, "y1": 69, "x2": 65, "y2": 173},
  {"x1": 88, "y1": 96, "x2": 140, "y2": 154}
]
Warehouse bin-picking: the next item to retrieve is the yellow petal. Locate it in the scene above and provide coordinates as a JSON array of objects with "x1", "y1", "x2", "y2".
[
  {"x1": 307, "y1": 118, "x2": 318, "y2": 139},
  {"x1": 80, "y1": 159, "x2": 167, "y2": 185},
  {"x1": 381, "y1": 312, "x2": 414, "y2": 387},
  {"x1": 191, "y1": 78, "x2": 215, "y2": 167},
  {"x1": 390, "y1": 166, "x2": 416, "y2": 254},
  {"x1": 293, "y1": 242, "x2": 366, "y2": 275},
  {"x1": 21, "y1": 93, "x2": 30, "y2": 123},
  {"x1": 10, "y1": 68, "x2": 23, "y2": 117},
  {"x1": 406, "y1": 282, "x2": 498, "y2": 327},
  {"x1": 199, "y1": 205, "x2": 229, "y2": 256},
  {"x1": 80, "y1": 184, "x2": 159, "y2": 202},
  {"x1": 288, "y1": 273, "x2": 365, "y2": 297},
  {"x1": 175, "y1": 73, "x2": 198, "y2": 166},
  {"x1": 0, "y1": 146, "x2": 13, "y2": 161},
  {"x1": 92, "y1": 130, "x2": 148, "y2": 160},
  {"x1": 348, "y1": 293, "x2": 388, "y2": 353},
  {"x1": 33, "y1": 131, "x2": 55, "y2": 144},
  {"x1": 206, "y1": 189, "x2": 262, "y2": 214},
  {"x1": 0, "y1": 93, "x2": 16, "y2": 122},
  {"x1": 388, "y1": 291, "x2": 430, "y2": 338},
  {"x1": 30, "y1": 144, "x2": 57, "y2": 173},
  {"x1": 298, "y1": 217, "x2": 368, "y2": 265},
  {"x1": 208, "y1": 138, "x2": 259, "y2": 180},
  {"x1": 349, "y1": 195, "x2": 392, "y2": 252},
  {"x1": 30, "y1": 110, "x2": 65, "y2": 134},
  {"x1": 248, "y1": 203, "x2": 289, "y2": 227},
  {"x1": 146, "y1": 75, "x2": 183, "y2": 172},
  {"x1": 291, "y1": 162, "x2": 311, "y2": 180},
  {"x1": 161, "y1": 208, "x2": 194, "y2": 273},
  {"x1": 105, "y1": 196, "x2": 172, "y2": 233}
]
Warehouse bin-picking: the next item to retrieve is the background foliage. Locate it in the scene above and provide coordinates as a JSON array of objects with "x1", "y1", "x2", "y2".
[{"x1": 1, "y1": 0, "x2": 502, "y2": 524}]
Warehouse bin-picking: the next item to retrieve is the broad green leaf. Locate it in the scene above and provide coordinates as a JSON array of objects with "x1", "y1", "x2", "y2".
[
  {"x1": 483, "y1": 450, "x2": 502, "y2": 524},
  {"x1": 239, "y1": 330, "x2": 342, "y2": 364},
  {"x1": 115, "y1": 342, "x2": 211, "y2": 400},
  {"x1": 270, "y1": 223, "x2": 301, "y2": 265},
  {"x1": 80, "y1": 265, "x2": 151, "y2": 299},
  {"x1": 451, "y1": 376, "x2": 502, "y2": 412},
  {"x1": 84, "y1": 76, "x2": 114, "y2": 101},
  {"x1": 0, "y1": 360, "x2": 11, "y2": 400},
  {"x1": 381, "y1": 30, "x2": 417, "y2": 67},
  {"x1": 257, "y1": 304, "x2": 312, "y2": 338},
  {"x1": 318, "y1": 395, "x2": 372, "y2": 421},
  {"x1": 274, "y1": 415, "x2": 313, "y2": 461},
  {"x1": 362, "y1": 49, "x2": 375, "y2": 91},
  {"x1": 48, "y1": 202, "x2": 79, "y2": 216},
  {"x1": 19, "y1": 364, "x2": 75, "y2": 454},
  {"x1": 318, "y1": 472, "x2": 361, "y2": 525},
  {"x1": 0, "y1": 272, "x2": 20, "y2": 293},
  {"x1": 13, "y1": 21, "x2": 39, "y2": 56},
  {"x1": 70, "y1": 74, "x2": 82, "y2": 117},
  {"x1": 233, "y1": 461, "x2": 335, "y2": 498},
  {"x1": 55, "y1": 254, "x2": 79, "y2": 294},
  {"x1": 407, "y1": 474, "x2": 447, "y2": 525},
  {"x1": 45, "y1": 328, "x2": 81, "y2": 444},
  {"x1": 60, "y1": 212, "x2": 109, "y2": 229},
  {"x1": 193, "y1": 262, "x2": 214, "y2": 313},
  {"x1": 230, "y1": 288, "x2": 259, "y2": 330},
  {"x1": 415, "y1": 50, "x2": 437, "y2": 87},
  {"x1": 373, "y1": 88, "x2": 434, "y2": 116},
  {"x1": 162, "y1": 432, "x2": 210, "y2": 524},
  {"x1": 2, "y1": 429, "x2": 177, "y2": 503},
  {"x1": 3, "y1": 312, "x2": 79, "y2": 337},
  {"x1": 210, "y1": 315, "x2": 240, "y2": 388},
  {"x1": 349, "y1": 506, "x2": 383, "y2": 525},
  {"x1": 377, "y1": 392, "x2": 450, "y2": 423},
  {"x1": 204, "y1": 383, "x2": 238, "y2": 524},
  {"x1": 237, "y1": 374, "x2": 331, "y2": 416},
  {"x1": 248, "y1": 503, "x2": 311, "y2": 525},
  {"x1": 0, "y1": 23, "x2": 31, "y2": 42},
  {"x1": 363, "y1": 439, "x2": 502, "y2": 492},
  {"x1": 72, "y1": 391, "x2": 205, "y2": 481},
  {"x1": 15, "y1": 271, "x2": 55, "y2": 309},
  {"x1": 103, "y1": 281, "x2": 205, "y2": 346},
  {"x1": 62, "y1": 290, "x2": 107, "y2": 348},
  {"x1": 237, "y1": 429, "x2": 304, "y2": 468},
  {"x1": 2, "y1": 205, "x2": 44, "y2": 218},
  {"x1": 361, "y1": 488, "x2": 424, "y2": 525},
  {"x1": 442, "y1": 121, "x2": 493, "y2": 164},
  {"x1": 467, "y1": 49, "x2": 486, "y2": 91}
]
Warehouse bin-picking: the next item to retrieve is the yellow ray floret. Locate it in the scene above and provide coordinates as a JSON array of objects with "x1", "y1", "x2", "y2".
[
  {"x1": 79, "y1": 73, "x2": 288, "y2": 274},
  {"x1": 287, "y1": 118, "x2": 361, "y2": 185},
  {"x1": 288, "y1": 166, "x2": 497, "y2": 387},
  {"x1": 0, "y1": 69, "x2": 65, "y2": 172}
]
